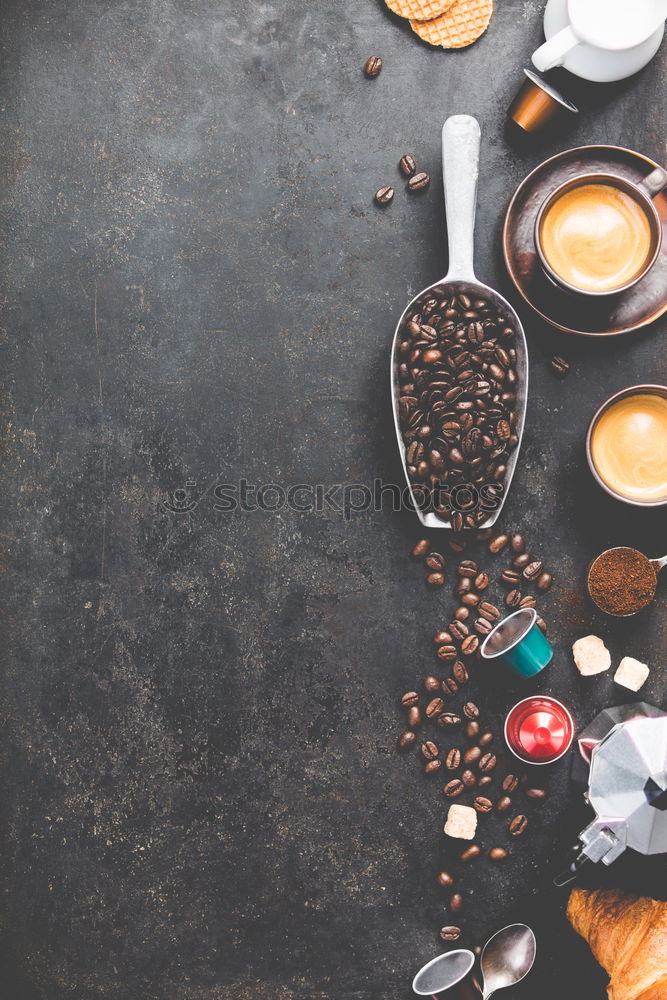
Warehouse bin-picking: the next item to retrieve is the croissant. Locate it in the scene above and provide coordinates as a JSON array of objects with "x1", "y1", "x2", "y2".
[{"x1": 567, "y1": 888, "x2": 667, "y2": 1000}]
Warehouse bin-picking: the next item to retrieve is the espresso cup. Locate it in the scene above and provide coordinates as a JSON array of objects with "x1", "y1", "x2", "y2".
[
  {"x1": 534, "y1": 167, "x2": 667, "y2": 296},
  {"x1": 586, "y1": 384, "x2": 667, "y2": 507}
]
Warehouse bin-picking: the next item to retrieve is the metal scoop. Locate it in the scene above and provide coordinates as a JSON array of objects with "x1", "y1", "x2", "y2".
[
  {"x1": 479, "y1": 923, "x2": 536, "y2": 999},
  {"x1": 390, "y1": 115, "x2": 528, "y2": 530},
  {"x1": 587, "y1": 545, "x2": 666, "y2": 616}
]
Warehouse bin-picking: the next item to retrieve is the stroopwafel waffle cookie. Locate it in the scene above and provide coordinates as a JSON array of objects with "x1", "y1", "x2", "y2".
[
  {"x1": 385, "y1": 0, "x2": 458, "y2": 22},
  {"x1": 410, "y1": 0, "x2": 494, "y2": 48}
]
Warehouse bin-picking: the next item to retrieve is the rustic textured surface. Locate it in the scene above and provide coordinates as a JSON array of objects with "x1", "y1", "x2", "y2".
[{"x1": 0, "y1": 2, "x2": 665, "y2": 999}]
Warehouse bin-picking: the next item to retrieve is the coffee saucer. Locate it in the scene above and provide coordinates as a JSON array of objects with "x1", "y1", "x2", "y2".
[{"x1": 503, "y1": 145, "x2": 667, "y2": 337}]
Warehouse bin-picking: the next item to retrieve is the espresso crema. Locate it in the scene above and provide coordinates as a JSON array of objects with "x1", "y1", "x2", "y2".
[{"x1": 591, "y1": 393, "x2": 667, "y2": 502}]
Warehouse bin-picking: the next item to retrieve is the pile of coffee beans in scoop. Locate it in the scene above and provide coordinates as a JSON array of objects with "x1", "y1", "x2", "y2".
[{"x1": 395, "y1": 289, "x2": 520, "y2": 528}]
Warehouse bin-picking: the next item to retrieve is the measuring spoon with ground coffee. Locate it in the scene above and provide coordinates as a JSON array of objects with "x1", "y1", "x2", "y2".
[
  {"x1": 587, "y1": 545, "x2": 666, "y2": 616},
  {"x1": 391, "y1": 116, "x2": 528, "y2": 531}
]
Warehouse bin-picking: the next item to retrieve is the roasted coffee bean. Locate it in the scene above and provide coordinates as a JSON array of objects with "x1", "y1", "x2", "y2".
[
  {"x1": 509, "y1": 814, "x2": 528, "y2": 836},
  {"x1": 523, "y1": 560, "x2": 543, "y2": 581},
  {"x1": 424, "y1": 759, "x2": 442, "y2": 775},
  {"x1": 536, "y1": 572, "x2": 553, "y2": 591},
  {"x1": 437, "y1": 644, "x2": 458, "y2": 662},
  {"x1": 474, "y1": 617, "x2": 492, "y2": 636},
  {"x1": 454, "y1": 605, "x2": 470, "y2": 621},
  {"x1": 479, "y1": 732, "x2": 494, "y2": 747},
  {"x1": 448, "y1": 537, "x2": 467, "y2": 552},
  {"x1": 458, "y1": 559, "x2": 479, "y2": 578},
  {"x1": 449, "y1": 621, "x2": 469, "y2": 641},
  {"x1": 510, "y1": 533, "x2": 526, "y2": 554},
  {"x1": 412, "y1": 539, "x2": 430, "y2": 558},
  {"x1": 506, "y1": 589, "x2": 522, "y2": 607},
  {"x1": 496, "y1": 795, "x2": 512, "y2": 812},
  {"x1": 440, "y1": 925, "x2": 461, "y2": 941},
  {"x1": 398, "y1": 731, "x2": 416, "y2": 749},
  {"x1": 453, "y1": 660, "x2": 469, "y2": 684},
  {"x1": 463, "y1": 701, "x2": 479, "y2": 720},
  {"x1": 461, "y1": 769, "x2": 477, "y2": 788},
  {"x1": 461, "y1": 592, "x2": 480, "y2": 607},
  {"x1": 449, "y1": 893, "x2": 464, "y2": 914},
  {"x1": 489, "y1": 533, "x2": 509, "y2": 554},
  {"x1": 479, "y1": 752, "x2": 497, "y2": 772},
  {"x1": 550, "y1": 354, "x2": 570, "y2": 376},
  {"x1": 536, "y1": 616, "x2": 548, "y2": 634},
  {"x1": 489, "y1": 847, "x2": 508, "y2": 861},
  {"x1": 474, "y1": 572, "x2": 490, "y2": 590},
  {"x1": 408, "y1": 171, "x2": 430, "y2": 192},
  {"x1": 478, "y1": 602, "x2": 500, "y2": 622},
  {"x1": 442, "y1": 677, "x2": 459, "y2": 697},
  {"x1": 438, "y1": 712, "x2": 462, "y2": 727},
  {"x1": 501, "y1": 569, "x2": 522, "y2": 585},
  {"x1": 437, "y1": 871, "x2": 455, "y2": 889},
  {"x1": 456, "y1": 577, "x2": 472, "y2": 596},
  {"x1": 526, "y1": 787, "x2": 547, "y2": 801},
  {"x1": 444, "y1": 778, "x2": 465, "y2": 798},
  {"x1": 502, "y1": 774, "x2": 519, "y2": 793},
  {"x1": 426, "y1": 697, "x2": 445, "y2": 718},
  {"x1": 461, "y1": 635, "x2": 479, "y2": 655},
  {"x1": 518, "y1": 595, "x2": 536, "y2": 610},
  {"x1": 421, "y1": 741, "x2": 439, "y2": 760},
  {"x1": 513, "y1": 552, "x2": 531, "y2": 569},
  {"x1": 426, "y1": 551, "x2": 446, "y2": 571},
  {"x1": 466, "y1": 720, "x2": 480, "y2": 739},
  {"x1": 407, "y1": 706, "x2": 421, "y2": 728},
  {"x1": 424, "y1": 675, "x2": 441, "y2": 693},
  {"x1": 460, "y1": 844, "x2": 481, "y2": 861},
  {"x1": 401, "y1": 691, "x2": 419, "y2": 707},
  {"x1": 364, "y1": 55, "x2": 382, "y2": 77},
  {"x1": 464, "y1": 746, "x2": 482, "y2": 765},
  {"x1": 473, "y1": 795, "x2": 493, "y2": 813},
  {"x1": 434, "y1": 630, "x2": 453, "y2": 645},
  {"x1": 446, "y1": 748, "x2": 461, "y2": 770},
  {"x1": 427, "y1": 572, "x2": 446, "y2": 587},
  {"x1": 375, "y1": 185, "x2": 394, "y2": 206},
  {"x1": 399, "y1": 154, "x2": 417, "y2": 177},
  {"x1": 478, "y1": 775, "x2": 493, "y2": 787}
]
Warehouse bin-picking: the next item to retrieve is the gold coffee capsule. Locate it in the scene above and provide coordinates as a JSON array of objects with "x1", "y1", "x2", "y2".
[{"x1": 509, "y1": 69, "x2": 578, "y2": 133}]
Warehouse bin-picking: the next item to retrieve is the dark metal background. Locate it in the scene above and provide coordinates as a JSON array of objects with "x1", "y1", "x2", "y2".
[{"x1": 1, "y1": 2, "x2": 665, "y2": 998}]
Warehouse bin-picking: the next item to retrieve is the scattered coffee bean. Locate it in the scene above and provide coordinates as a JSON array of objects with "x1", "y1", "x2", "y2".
[
  {"x1": 474, "y1": 617, "x2": 493, "y2": 636},
  {"x1": 408, "y1": 171, "x2": 430, "y2": 192},
  {"x1": 510, "y1": 533, "x2": 525, "y2": 553},
  {"x1": 448, "y1": 537, "x2": 467, "y2": 552},
  {"x1": 478, "y1": 775, "x2": 493, "y2": 787},
  {"x1": 426, "y1": 697, "x2": 445, "y2": 718},
  {"x1": 424, "y1": 675, "x2": 441, "y2": 693},
  {"x1": 478, "y1": 601, "x2": 500, "y2": 622},
  {"x1": 513, "y1": 553, "x2": 531, "y2": 569},
  {"x1": 536, "y1": 616, "x2": 548, "y2": 634},
  {"x1": 421, "y1": 741, "x2": 439, "y2": 760},
  {"x1": 463, "y1": 701, "x2": 479, "y2": 720},
  {"x1": 496, "y1": 795, "x2": 512, "y2": 812},
  {"x1": 461, "y1": 635, "x2": 479, "y2": 655},
  {"x1": 458, "y1": 559, "x2": 478, "y2": 578},
  {"x1": 550, "y1": 355, "x2": 570, "y2": 376},
  {"x1": 479, "y1": 732, "x2": 494, "y2": 747},
  {"x1": 364, "y1": 55, "x2": 382, "y2": 77},
  {"x1": 401, "y1": 691, "x2": 419, "y2": 707},
  {"x1": 446, "y1": 748, "x2": 461, "y2": 770},
  {"x1": 526, "y1": 787, "x2": 547, "y2": 801},
  {"x1": 461, "y1": 769, "x2": 477, "y2": 788},
  {"x1": 509, "y1": 814, "x2": 528, "y2": 836},
  {"x1": 501, "y1": 569, "x2": 522, "y2": 585},
  {"x1": 454, "y1": 606, "x2": 470, "y2": 621},
  {"x1": 437, "y1": 871, "x2": 455, "y2": 889},
  {"x1": 460, "y1": 844, "x2": 481, "y2": 861},
  {"x1": 437, "y1": 644, "x2": 458, "y2": 662},
  {"x1": 464, "y1": 746, "x2": 482, "y2": 765},
  {"x1": 456, "y1": 577, "x2": 472, "y2": 595},
  {"x1": 536, "y1": 572, "x2": 553, "y2": 591},
  {"x1": 424, "y1": 759, "x2": 442, "y2": 775},
  {"x1": 427, "y1": 572, "x2": 446, "y2": 586},
  {"x1": 440, "y1": 925, "x2": 461, "y2": 941},
  {"x1": 412, "y1": 539, "x2": 430, "y2": 558},
  {"x1": 523, "y1": 560, "x2": 543, "y2": 581},
  {"x1": 453, "y1": 661, "x2": 469, "y2": 684},
  {"x1": 502, "y1": 774, "x2": 519, "y2": 793},
  {"x1": 407, "y1": 706, "x2": 421, "y2": 728},
  {"x1": 465, "y1": 721, "x2": 480, "y2": 739},
  {"x1": 506, "y1": 589, "x2": 522, "y2": 607},
  {"x1": 375, "y1": 185, "x2": 394, "y2": 206},
  {"x1": 444, "y1": 778, "x2": 465, "y2": 798},
  {"x1": 426, "y1": 551, "x2": 446, "y2": 571},
  {"x1": 438, "y1": 712, "x2": 462, "y2": 727},
  {"x1": 434, "y1": 630, "x2": 453, "y2": 645},
  {"x1": 399, "y1": 154, "x2": 417, "y2": 177},
  {"x1": 489, "y1": 534, "x2": 509, "y2": 554},
  {"x1": 449, "y1": 893, "x2": 464, "y2": 914},
  {"x1": 442, "y1": 677, "x2": 459, "y2": 697},
  {"x1": 489, "y1": 847, "x2": 508, "y2": 861},
  {"x1": 461, "y1": 592, "x2": 480, "y2": 607},
  {"x1": 519, "y1": 594, "x2": 537, "y2": 608},
  {"x1": 450, "y1": 621, "x2": 470, "y2": 641},
  {"x1": 473, "y1": 795, "x2": 493, "y2": 813},
  {"x1": 479, "y1": 752, "x2": 497, "y2": 772},
  {"x1": 398, "y1": 731, "x2": 416, "y2": 749},
  {"x1": 474, "y1": 572, "x2": 490, "y2": 590}
]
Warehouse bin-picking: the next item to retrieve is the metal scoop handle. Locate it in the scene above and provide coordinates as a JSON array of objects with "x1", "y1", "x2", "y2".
[{"x1": 442, "y1": 115, "x2": 480, "y2": 283}]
